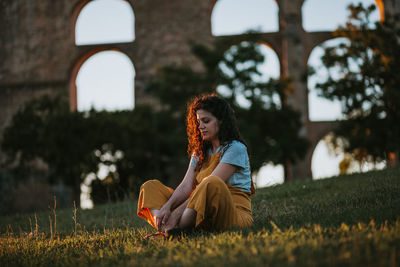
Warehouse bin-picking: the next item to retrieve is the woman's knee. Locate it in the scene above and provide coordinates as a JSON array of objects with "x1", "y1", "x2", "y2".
[
  {"x1": 197, "y1": 175, "x2": 227, "y2": 192},
  {"x1": 201, "y1": 175, "x2": 225, "y2": 187},
  {"x1": 140, "y1": 179, "x2": 162, "y2": 191}
]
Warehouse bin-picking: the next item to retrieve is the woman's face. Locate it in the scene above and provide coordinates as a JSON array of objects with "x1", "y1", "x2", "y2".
[{"x1": 196, "y1": 109, "x2": 220, "y2": 142}]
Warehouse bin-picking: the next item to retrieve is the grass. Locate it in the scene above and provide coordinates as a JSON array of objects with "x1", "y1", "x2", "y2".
[{"x1": 0, "y1": 167, "x2": 399, "y2": 266}]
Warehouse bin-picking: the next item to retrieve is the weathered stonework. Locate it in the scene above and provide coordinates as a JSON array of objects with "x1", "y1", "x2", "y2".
[{"x1": 0, "y1": 0, "x2": 396, "y2": 179}]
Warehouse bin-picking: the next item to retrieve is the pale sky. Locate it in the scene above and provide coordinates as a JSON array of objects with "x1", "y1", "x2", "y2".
[{"x1": 74, "y1": 0, "x2": 382, "y2": 196}]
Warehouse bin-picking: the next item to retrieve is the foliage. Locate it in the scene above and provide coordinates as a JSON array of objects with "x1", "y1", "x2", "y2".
[
  {"x1": 149, "y1": 35, "x2": 309, "y2": 177},
  {"x1": 1, "y1": 96, "x2": 69, "y2": 161},
  {"x1": 1, "y1": 95, "x2": 186, "y2": 207},
  {"x1": 0, "y1": 167, "x2": 399, "y2": 266},
  {"x1": 0, "y1": 170, "x2": 13, "y2": 215},
  {"x1": 313, "y1": 4, "x2": 400, "y2": 164}
]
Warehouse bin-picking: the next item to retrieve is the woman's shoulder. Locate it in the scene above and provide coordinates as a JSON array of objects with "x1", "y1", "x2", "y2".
[
  {"x1": 222, "y1": 140, "x2": 248, "y2": 155},
  {"x1": 220, "y1": 140, "x2": 249, "y2": 168},
  {"x1": 226, "y1": 140, "x2": 247, "y2": 150}
]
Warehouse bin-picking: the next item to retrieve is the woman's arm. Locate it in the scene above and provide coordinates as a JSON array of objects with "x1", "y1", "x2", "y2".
[
  {"x1": 154, "y1": 157, "x2": 197, "y2": 230},
  {"x1": 211, "y1": 141, "x2": 246, "y2": 182},
  {"x1": 211, "y1": 162, "x2": 237, "y2": 182}
]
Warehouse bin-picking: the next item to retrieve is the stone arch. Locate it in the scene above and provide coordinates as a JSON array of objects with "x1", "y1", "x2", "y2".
[
  {"x1": 211, "y1": 0, "x2": 279, "y2": 36},
  {"x1": 307, "y1": 37, "x2": 350, "y2": 121},
  {"x1": 73, "y1": 0, "x2": 135, "y2": 45},
  {"x1": 375, "y1": 0, "x2": 385, "y2": 21},
  {"x1": 257, "y1": 41, "x2": 281, "y2": 79},
  {"x1": 308, "y1": 119, "x2": 343, "y2": 179},
  {"x1": 216, "y1": 41, "x2": 281, "y2": 107},
  {"x1": 302, "y1": 0, "x2": 384, "y2": 32},
  {"x1": 255, "y1": 163, "x2": 284, "y2": 188},
  {"x1": 69, "y1": 48, "x2": 135, "y2": 111},
  {"x1": 303, "y1": 0, "x2": 386, "y2": 61},
  {"x1": 310, "y1": 132, "x2": 342, "y2": 179},
  {"x1": 309, "y1": 127, "x2": 387, "y2": 179},
  {"x1": 219, "y1": 40, "x2": 280, "y2": 78}
]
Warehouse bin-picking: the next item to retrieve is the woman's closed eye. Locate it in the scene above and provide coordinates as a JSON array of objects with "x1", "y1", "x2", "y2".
[{"x1": 197, "y1": 119, "x2": 209, "y2": 124}]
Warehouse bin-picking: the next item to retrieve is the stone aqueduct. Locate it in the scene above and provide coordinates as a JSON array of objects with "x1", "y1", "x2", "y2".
[{"x1": 1, "y1": 0, "x2": 399, "y2": 179}]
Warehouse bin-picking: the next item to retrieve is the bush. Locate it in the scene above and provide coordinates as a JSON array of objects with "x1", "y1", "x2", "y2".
[
  {"x1": 11, "y1": 178, "x2": 52, "y2": 214},
  {"x1": 0, "y1": 171, "x2": 13, "y2": 215}
]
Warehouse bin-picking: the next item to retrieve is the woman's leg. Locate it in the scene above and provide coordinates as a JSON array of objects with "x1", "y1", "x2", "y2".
[
  {"x1": 137, "y1": 180, "x2": 173, "y2": 229},
  {"x1": 187, "y1": 175, "x2": 235, "y2": 231},
  {"x1": 178, "y1": 208, "x2": 196, "y2": 229},
  {"x1": 150, "y1": 209, "x2": 160, "y2": 223}
]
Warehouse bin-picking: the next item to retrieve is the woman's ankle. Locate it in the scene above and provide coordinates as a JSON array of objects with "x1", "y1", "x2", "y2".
[{"x1": 150, "y1": 209, "x2": 160, "y2": 224}]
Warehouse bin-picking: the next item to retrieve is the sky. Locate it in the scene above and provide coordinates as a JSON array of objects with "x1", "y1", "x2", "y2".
[{"x1": 74, "y1": 0, "x2": 382, "y2": 201}]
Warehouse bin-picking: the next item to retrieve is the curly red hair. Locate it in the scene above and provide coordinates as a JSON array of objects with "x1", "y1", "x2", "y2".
[{"x1": 186, "y1": 93, "x2": 246, "y2": 170}]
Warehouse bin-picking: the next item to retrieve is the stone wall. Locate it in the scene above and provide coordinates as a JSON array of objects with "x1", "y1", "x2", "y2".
[{"x1": 0, "y1": 0, "x2": 396, "y2": 178}]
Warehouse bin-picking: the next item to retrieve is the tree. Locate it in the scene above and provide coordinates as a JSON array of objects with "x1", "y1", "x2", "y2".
[
  {"x1": 1, "y1": 95, "x2": 185, "y2": 207},
  {"x1": 149, "y1": 35, "x2": 309, "y2": 180},
  {"x1": 1, "y1": 95, "x2": 89, "y2": 206},
  {"x1": 314, "y1": 4, "x2": 400, "y2": 165}
]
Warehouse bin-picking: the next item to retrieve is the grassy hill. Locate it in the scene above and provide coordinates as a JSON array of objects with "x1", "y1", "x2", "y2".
[{"x1": 1, "y1": 167, "x2": 399, "y2": 266}]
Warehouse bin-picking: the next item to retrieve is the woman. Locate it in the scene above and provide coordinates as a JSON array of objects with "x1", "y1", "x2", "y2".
[{"x1": 137, "y1": 94, "x2": 254, "y2": 237}]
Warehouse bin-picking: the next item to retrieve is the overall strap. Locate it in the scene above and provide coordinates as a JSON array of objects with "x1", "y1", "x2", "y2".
[
  {"x1": 195, "y1": 152, "x2": 256, "y2": 195},
  {"x1": 195, "y1": 153, "x2": 221, "y2": 185}
]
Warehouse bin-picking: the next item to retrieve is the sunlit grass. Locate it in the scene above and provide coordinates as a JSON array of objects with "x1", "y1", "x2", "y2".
[
  {"x1": 1, "y1": 167, "x2": 399, "y2": 266},
  {"x1": 1, "y1": 221, "x2": 399, "y2": 266}
]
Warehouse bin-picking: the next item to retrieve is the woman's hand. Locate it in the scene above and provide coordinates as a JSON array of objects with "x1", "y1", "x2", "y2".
[
  {"x1": 155, "y1": 206, "x2": 171, "y2": 231},
  {"x1": 156, "y1": 198, "x2": 190, "y2": 231},
  {"x1": 161, "y1": 199, "x2": 189, "y2": 231},
  {"x1": 160, "y1": 211, "x2": 181, "y2": 232}
]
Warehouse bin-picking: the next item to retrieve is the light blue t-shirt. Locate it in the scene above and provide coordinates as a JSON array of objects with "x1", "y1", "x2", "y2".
[{"x1": 209, "y1": 140, "x2": 252, "y2": 193}]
